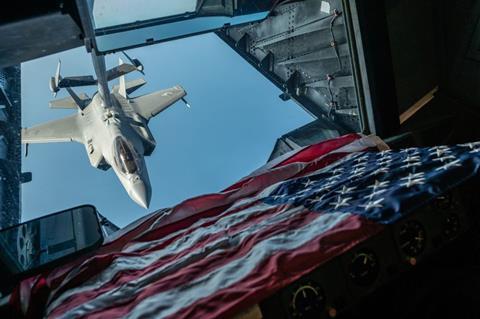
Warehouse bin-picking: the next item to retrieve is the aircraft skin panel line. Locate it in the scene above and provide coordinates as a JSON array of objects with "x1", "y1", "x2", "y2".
[
  {"x1": 21, "y1": 114, "x2": 83, "y2": 144},
  {"x1": 132, "y1": 85, "x2": 186, "y2": 120}
]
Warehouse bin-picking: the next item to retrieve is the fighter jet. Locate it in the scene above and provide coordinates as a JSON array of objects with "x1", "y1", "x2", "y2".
[{"x1": 21, "y1": 54, "x2": 188, "y2": 208}]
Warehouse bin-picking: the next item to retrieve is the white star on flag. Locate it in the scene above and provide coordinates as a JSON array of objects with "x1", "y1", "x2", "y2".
[
  {"x1": 401, "y1": 162, "x2": 422, "y2": 169},
  {"x1": 378, "y1": 149, "x2": 392, "y2": 156},
  {"x1": 456, "y1": 142, "x2": 480, "y2": 153},
  {"x1": 331, "y1": 168, "x2": 345, "y2": 176},
  {"x1": 350, "y1": 166, "x2": 366, "y2": 178},
  {"x1": 368, "y1": 179, "x2": 390, "y2": 191},
  {"x1": 367, "y1": 189, "x2": 387, "y2": 200},
  {"x1": 301, "y1": 179, "x2": 315, "y2": 188},
  {"x1": 312, "y1": 184, "x2": 333, "y2": 195},
  {"x1": 355, "y1": 155, "x2": 369, "y2": 163},
  {"x1": 335, "y1": 185, "x2": 356, "y2": 195},
  {"x1": 402, "y1": 147, "x2": 420, "y2": 155},
  {"x1": 459, "y1": 142, "x2": 480, "y2": 154},
  {"x1": 459, "y1": 142, "x2": 480, "y2": 149},
  {"x1": 305, "y1": 194, "x2": 327, "y2": 205},
  {"x1": 328, "y1": 173, "x2": 340, "y2": 180},
  {"x1": 435, "y1": 159, "x2": 461, "y2": 171},
  {"x1": 432, "y1": 155, "x2": 456, "y2": 163},
  {"x1": 323, "y1": 179, "x2": 339, "y2": 189},
  {"x1": 295, "y1": 187, "x2": 312, "y2": 195},
  {"x1": 401, "y1": 155, "x2": 422, "y2": 169},
  {"x1": 429, "y1": 146, "x2": 451, "y2": 158},
  {"x1": 377, "y1": 157, "x2": 393, "y2": 164},
  {"x1": 373, "y1": 167, "x2": 389, "y2": 175},
  {"x1": 329, "y1": 196, "x2": 352, "y2": 209},
  {"x1": 403, "y1": 155, "x2": 421, "y2": 163},
  {"x1": 401, "y1": 172, "x2": 426, "y2": 188},
  {"x1": 359, "y1": 198, "x2": 384, "y2": 210},
  {"x1": 352, "y1": 160, "x2": 368, "y2": 169}
]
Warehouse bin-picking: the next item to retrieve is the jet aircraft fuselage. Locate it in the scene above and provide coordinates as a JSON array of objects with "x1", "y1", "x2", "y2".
[
  {"x1": 81, "y1": 92, "x2": 151, "y2": 208},
  {"x1": 22, "y1": 56, "x2": 187, "y2": 208}
]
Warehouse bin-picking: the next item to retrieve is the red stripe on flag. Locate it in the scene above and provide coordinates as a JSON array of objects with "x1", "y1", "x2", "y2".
[
  {"x1": 224, "y1": 133, "x2": 361, "y2": 192},
  {"x1": 275, "y1": 133, "x2": 361, "y2": 167}
]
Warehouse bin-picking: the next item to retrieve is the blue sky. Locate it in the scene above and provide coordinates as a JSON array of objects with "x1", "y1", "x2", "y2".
[{"x1": 21, "y1": 33, "x2": 312, "y2": 228}]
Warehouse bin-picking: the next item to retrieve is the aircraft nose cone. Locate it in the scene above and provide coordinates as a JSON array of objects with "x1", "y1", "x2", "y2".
[{"x1": 129, "y1": 179, "x2": 151, "y2": 209}]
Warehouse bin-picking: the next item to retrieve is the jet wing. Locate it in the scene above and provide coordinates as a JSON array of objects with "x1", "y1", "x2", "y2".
[
  {"x1": 49, "y1": 93, "x2": 90, "y2": 109},
  {"x1": 22, "y1": 114, "x2": 83, "y2": 144},
  {"x1": 131, "y1": 85, "x2": 186, "y2": 121},
  {"x1": 106, "y1": 63, "x2": 138, "y2": 81}
]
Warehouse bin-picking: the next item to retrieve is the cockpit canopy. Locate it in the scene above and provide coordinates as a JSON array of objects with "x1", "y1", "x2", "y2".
[{"x1": 113, "y1": 136, "x2": 139, "y2": 175}]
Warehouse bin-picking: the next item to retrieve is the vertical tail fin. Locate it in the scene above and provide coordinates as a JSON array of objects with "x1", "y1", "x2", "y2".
[
  {"x1": 49, "y1": 60, "x2": 62, "y2": 97},
  {"x1": 118, "y1": 57, "x2": 127, "y2": 98}
]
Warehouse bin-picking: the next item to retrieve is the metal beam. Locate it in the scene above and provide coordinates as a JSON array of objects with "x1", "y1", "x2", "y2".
[
  {"x1": 346, "y1": 0, "x2": 400, "y2": 137},
  {"x1": 75, "y1": 0, "x2": 112, "y2": 107}
]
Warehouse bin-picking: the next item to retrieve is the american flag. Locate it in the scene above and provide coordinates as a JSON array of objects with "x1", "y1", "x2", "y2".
[{"x1": 10, "y1": 134, "x2": 480, "y2": 318}]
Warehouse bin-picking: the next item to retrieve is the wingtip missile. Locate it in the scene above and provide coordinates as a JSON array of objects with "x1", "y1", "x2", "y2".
[{"x1": 181, "y1": 97, "x2": 191, "y2": 108}]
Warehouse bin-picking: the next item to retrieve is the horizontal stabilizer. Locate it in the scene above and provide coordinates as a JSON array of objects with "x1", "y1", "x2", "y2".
[
  {"x1": 106, "y1": 63, "x2": 137, "y2": 81},
  {"x1": 49, "y1": 93, "x2": 90, "y2": 109},
  {"x1": 132, "y1": 85, "x2": 186, "y2": 121},
  {"x1": 58, "y1": 76, "x2": 97, "y2": 88},
  {"x1": 112, "y1": 78, "x2": 147, "y2": 95},
  {"x1": 22, "y1": 115, "x2": 83, "y2": 144}
]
